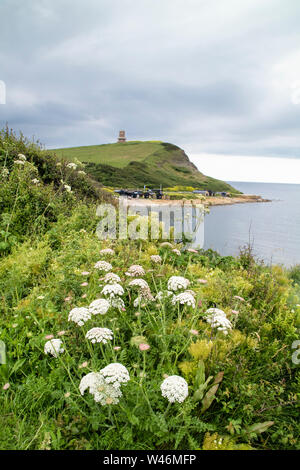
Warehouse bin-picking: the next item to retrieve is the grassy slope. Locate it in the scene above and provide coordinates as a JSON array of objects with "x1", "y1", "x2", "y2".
[{"x1": 50, "y1": 141, "x2": 240, "y2": 193}]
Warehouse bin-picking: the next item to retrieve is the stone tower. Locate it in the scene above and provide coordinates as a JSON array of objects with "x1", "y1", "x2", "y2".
[{"x1": 118, "y1": 130, "x2": 126, "y2": 143}]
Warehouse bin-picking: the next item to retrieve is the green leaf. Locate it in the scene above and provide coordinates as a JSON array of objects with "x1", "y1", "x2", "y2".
[
  {"x1": 201, "y1": 384, "x2": 219, "y2": 413},
  {"x1": 246, "y1": 421, "x2": 274, "y2": 434}
]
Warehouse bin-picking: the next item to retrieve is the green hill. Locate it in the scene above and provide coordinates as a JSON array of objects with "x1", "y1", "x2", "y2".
[{"x1": 50, "y1": 141, "x2": 239, "y2": 193}]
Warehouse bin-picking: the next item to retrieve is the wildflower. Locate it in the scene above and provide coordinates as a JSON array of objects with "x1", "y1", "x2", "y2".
[
  {"x1": 100, "y1": 363, "x2": 130, "y2": 386},
  {"x1": 57, "y1": 330, "x2": 66, "y2": 336},
  {"x1": 187, "y1": 248, "x2": 198, "y2": 253},
  {"x1": 81, "y1": 282, "x2": 88, "y2": 287},
  {"x1": 128, "y1": 279, "x2": 149, "y2": 290},
  {"x1": 205, "y1": 308, "x2": 232, "y2": 335},
  {"x1": 14, "y1": 160, "x2": 25, "y2": 165},
  {"x1": 109, "y1": 297, "x2": 125, "y2": 309},
  {"x1": 172, "y1": 249, "x2": 181, "y2": 256},
  {"x1": 94, "y1": 260, "x2": 112, "y2": 272},
  {"x1": 172, "y1": 292, "x2": 196, "y2": 308},
  {"x1": 100, "y1": 248, "x2": 115, "y2": 256},
  {"x1": 63, "y1": 184, "x2": 72, "y2": 193},
  {"x1": 197, "y1": 279, "x2": 208, "y2": 285},
  {"x1": 31, "y1": 178, "x2": 40, "y2": 185},
  {"x1": 78, "y1": 170, "x2": 86, "y2": 175},
  {"x1": 81, "y1": 271, "x2": 90, "y2": 276},
  {"x1": 150, "y1": 254, "x2": 162, "y2": 264},
  {"x1": 89, "y1": 298, "x2": 110, "y2": 315},
  {"x1": 139, "y1": 343, "x2": 150, "y2": 351},
  {"x1": 125, "y1": 265, "x2": 145, "y2": 277},
  {"x1": 168, "y1": 276, "x2": 190, "y2": 292},
  {"x1": 114, "y1": 346, "x2": 121, "y2": 351},
  {"x1": 234, "y1": 295, "x2": 245, "y2": 302},
  {"x1": 68, "y1": 307, "x2": 91, "y2": 326},
  {"x1": 160, "y1": 242, "x2": 173, "y2": 248},
  {"x1": 133, "y1": 286, "x2": 155, "y2": 307},
  {"x1": 231, "y1": 310, "x2": 239, "y2": 315},
  {"x1": 101, "y1": 283, "x2": 124, "y2": 298},
  {"x1": 64, "y1": 392, "x2": 71, "y2": 398},
  {"x1": 45, "y1": 334, "x2": 54, "y2": 340},
  {"x1": 85, "y1": 327, "x2": 113, "y2": 344},
  {"x1": 160, "y1": 375, "x2": 189, "y2": 403},
  {"x1": 3, "y1": 383, "x2": 10, "y2": 390},
  {"x1": 67, "y1": 162, "x2": 77, "y2": 170},
  {"x1": 1, "y1": 167, "x2": 9, "y2": 178},
  {"x1": 104, "y1": 272, "x2": 121, "y2": 284},
  {"x1": 80, "y1": 372, "x2": 122, "y2": 405},
  {"x1": 79, "y1": 361, "x2": 88, "y2": 369},
  {"x1": 82, "y1": 294, "x2": 87, "y2": 299},
  {"x1": 190, "y1": 329, "x2": 199, "y2": 335},
  {"x1": 64, "y1": 296, "x2": 72, "y2": 302},
  {"x1": 44, "y1": 339, "x2": 64, "y2": 358},
  {"x1": 18, "y1": 154, "x2": 27, "y2": 161}
]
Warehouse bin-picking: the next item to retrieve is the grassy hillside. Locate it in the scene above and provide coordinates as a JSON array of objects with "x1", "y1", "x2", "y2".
[{"x1": 50, "y1": 141, "x2": 240, "y2": 193}]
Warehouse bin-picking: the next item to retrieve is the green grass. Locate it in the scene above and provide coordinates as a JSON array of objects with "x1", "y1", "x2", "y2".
[
  {"x1": 49, "y1": 141, "x2": 240, "y2": 193},
  {"x1": 50, "y1": 141, "x2": 163, "y2": 168}
]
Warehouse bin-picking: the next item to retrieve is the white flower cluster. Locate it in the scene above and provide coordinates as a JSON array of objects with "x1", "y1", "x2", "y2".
[
  {"x1": 85, "y1": 327, "x2": 113, "y2": 344},
  {"x1": 100, "y1": 363, "x2": 130, "y2": 386},
  {"x1": 172, "y1": 249, "x2": 181, "y2": 256},
  {"x1": 172, "y1": 291, "x2": 196, "y2": 308},
  {"x1": 1, "y1": 167, "x2": 9, "y2": 178},
  {"x1": 160, "y1": 375, "x2": 189, "y2": 403},
  {"x1": 68, "y1": 307, "x2": 91, "y2": 326},
  {"x1": 79, "y1": 363, "x2": 130, "y2": 406},
  {"x1": 160, "y1": 242, "x2": 173, "y2": 248},
  {"x1": 18, "y1": 153, "x2": 27, "y2": 161},
  {"x1": 150, "y1": 255, "x2": 162, "y2": 264},
  {"x1": 100, "y1": 248, "x2": 115, "y2": 256},
  {"x1": 101, "y1": 283, "x2": 124, "y2": 298},
  {"x1": 205, "y1": 308, "x2": 232, "y2": 335},
  {"x1": 125, "y1": 265, "x2": 145, "y2": 277},
  {"x1": 128, "y1": 278, "x2": 149, "y2": 290},
  {"x1": 63, "y1": 184, "x2": 72, "y2": 193},
  {"x1": 94, "y1": 261, "x2": 112, "y2": 272},
  {"x1": 104, "y1": 272, "x2": 121, "y2": 284},
  {"x1": 31, "y1": 178, "x2": 40, "y2": 185},
  {"x1": 167, "y1": 276, "x2": 190, "y2": 291},
  {"x1": 89, "y1": 298, "x2": 110, "y2": 315},
  {"x1": 44, "y1": 339, "x2": 64, "y2": 358},
  {"x1": 110, "y1": 297, "x2": 125, "y2": 309},
  {"x1": 78, "y1": 170, "x2": 86, "y2": 175},
  {"x1": 67, "y1": 162, "x2": 77, "y2": 170},
  {"x1": 79, "y1": 372, "x2": 122, "y2": 406}
]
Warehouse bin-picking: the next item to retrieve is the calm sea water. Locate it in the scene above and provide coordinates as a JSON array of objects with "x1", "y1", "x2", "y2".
[{"x1": 204, "y1": 182, "x2": 300, "y2": 267}]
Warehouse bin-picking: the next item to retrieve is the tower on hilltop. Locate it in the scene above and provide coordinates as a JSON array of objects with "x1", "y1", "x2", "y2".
[{"x1": 118, "y1": 130, "x2": 126, "y2": 143}]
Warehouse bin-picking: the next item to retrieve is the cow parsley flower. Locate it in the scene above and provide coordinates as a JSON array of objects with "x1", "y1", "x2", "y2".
[
  {"x1": 44, "y1": 339, "x2": 64, "y2": 358},
  {"x1": 104, "y1": 272, "x2": 121, "y2": 284},
  {"x1": 102, "y1": 283, "x2": 124, "y2": 298},
  {"x1": 128, "y1": 278, "x2": 149, "y2": 290},
  {"x1": 85, "y1": 327, "x2": 113, "y2": 344},
  {"x1": 172, "y1": 249, "x2": 181, "y2": 256},
  {"x1": 160, "y1": 375, "x2": 189, "y2": 403},
  {"x1": 205, "y1": 308, "x2": 232, "y2": 335},
  {"x1": 14, "y1": 160, "x2": 25, "y2": 165},
  {"x1": 79, "y1": 372, "x2": 122, "y2": 405},
  {"x1": 125, "y1": 265, "x2": 145, "y2": 277},
  {"x1": 89, "y1": 298, "x2": 110, "y2": 315},
  {"x1": 110, "y1": 297, "x2": 125, "y2": 309},
  {"x1": 100, "y1": 248, "x2": 115, "y2": 256},
  {"x1": 68, "y1": 307, "x2": 91, "y2": 326},
  {"x1": 167, "y1": 276, "x2": 190, "y2": 291},
  {"x1": 67, "y1": 162, "x2": 77, "y2": 170},
  {"x1": 160, "y1": 242, "x2": 173, "y2": 248},
  {"x1": 1, "y1": 167, "x2": 9, "y2": 178},
  {"x1": 100, "y1": 363, "x2": 130, "y2": 387},
  {"x1": 172, "y1": 291, "x2": 196, "y2": 308},
  {"x1": 31, "y1": 178, "x2": 40, "y2": 185},
  {"x1": 150, "y1": 255, "x2": 162, "y2": 264},
  {"x1": 78, "y1": 170, "x2": 86, "y2": 175},
  {"x1": 63, "y1": 184, "x2": 72, "y2": 193},
  {"x1": 94, "y1": 261, "x2": 112, "y2": 272},
  {"x1": 18, "y1": 153, "x2": 27, "y2": 161}
]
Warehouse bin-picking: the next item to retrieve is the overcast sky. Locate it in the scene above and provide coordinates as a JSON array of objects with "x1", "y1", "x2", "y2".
[{"x1": 0, "y1": 0, "x2": 300, "y2": 182}]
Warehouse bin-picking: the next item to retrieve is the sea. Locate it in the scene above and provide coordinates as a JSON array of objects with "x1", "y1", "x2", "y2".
[{"x1": 203, "y1": 182, "x2": 300, "y2": 267}]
